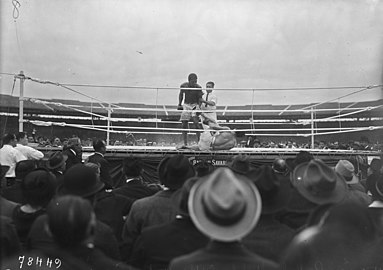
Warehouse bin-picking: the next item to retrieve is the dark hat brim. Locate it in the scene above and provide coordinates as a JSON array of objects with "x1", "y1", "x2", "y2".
[
  {"x1": 47, "y1": 154, "x2": 68, "y2": 170},
  {"x1": 57, "y1": 179, "x2": 105, "y2": 198}
]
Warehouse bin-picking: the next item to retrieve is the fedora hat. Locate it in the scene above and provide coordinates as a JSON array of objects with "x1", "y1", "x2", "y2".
[
  {"x1": 188, "y1": 167, "x2": 262, "y2": 242},
  {"x1": 246, "y1": 165, "x2": 291, "y2": 214},
  {"x1": 47, "y1": 152, "x2": 68, "y2": 170},
  {"x1": 293, "y1": 159, "x2": 347, "y2": 205},
  {"x1": 158, "y1": 154, "x2": 195, "y2": 190},
  {"x1": 335, "y1": 160, "x2": 359, "y2": 184},
  {"x1": 58, "y1": 164, "x2": 105, "y2": 197},
  {"x1": 15, "y1": 160, "x2": 37, "y2": 180},
  {"x1": 227, "y1": 154, "x2": 251, "y2": 175}
]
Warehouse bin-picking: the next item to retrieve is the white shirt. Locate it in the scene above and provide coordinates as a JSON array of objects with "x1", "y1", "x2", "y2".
[
  {"x1": 203, "y1": 92, "x2": 217, "y2": 111},
  {"x1": 202, "y1": 92, "x2": 218, "y2": 129},
  {"x1": 15, "y1": 143, "x2": 44, "y2": 160},
  {"x1": 0, "y1": 145, "x2": 27, "y2": 177}
]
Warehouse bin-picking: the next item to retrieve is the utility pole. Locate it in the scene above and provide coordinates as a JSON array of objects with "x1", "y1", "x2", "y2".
[{"x1": 17, "y1": 71, "x2": 25, "y2": 132}]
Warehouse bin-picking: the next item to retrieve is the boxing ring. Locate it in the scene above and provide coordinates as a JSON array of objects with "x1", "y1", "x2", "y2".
[{"x1": 7, "y1": 72, "x2": 383, "y2": 180}]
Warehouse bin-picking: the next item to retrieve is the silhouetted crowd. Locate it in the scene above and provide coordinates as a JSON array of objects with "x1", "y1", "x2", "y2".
[{"x1": 1, "y1": 133, "x2": 383, "y2": 270}]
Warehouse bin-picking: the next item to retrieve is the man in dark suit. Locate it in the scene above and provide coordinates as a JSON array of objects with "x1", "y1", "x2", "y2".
[
  {"x1": 86, "y1": 139, "x2": 113, "y2": 188},
  {"x1": 62, "y1": 137, "x2": 82, "y2": 170},
  {"x1": 27, "y1": 164, "x2": 121, "y2": 260},
  {"x1": 244, "y1": 165, "x2": 295, "y2": 263},
  {"x1": 129, "y1": 177, "x2": 209, "y2": 270},
  {"x1": 112, "y1": 156, "x2": 156, "y2": 200},
  {"x1": 121, "y1": 154, "x2": 195, "y2": 262},
  {"x1": 169, "y1": 168, "x2": 278, "y2": 270}
]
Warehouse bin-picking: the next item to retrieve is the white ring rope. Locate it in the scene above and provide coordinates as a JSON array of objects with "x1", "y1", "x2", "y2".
[
  {"x1": 7, "y1": 72, "x2": 381, "y2": 142},
  {"x1": 25, "y1": 97, "x2": 382, "y2": 114},
  {"x1": 24, "y1": 119, "x2": 383, "y2": 138}
]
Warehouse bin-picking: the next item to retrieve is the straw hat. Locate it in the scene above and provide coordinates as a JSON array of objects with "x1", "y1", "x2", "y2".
[{"x1": 188, "y1": 168, "x2": 262, "y2": 242}]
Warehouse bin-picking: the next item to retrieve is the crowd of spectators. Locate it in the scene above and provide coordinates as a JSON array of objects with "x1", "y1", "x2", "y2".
[
  {"x1": 22, "y1": 130, "x2": 383, "y2": 151},
  {"x1": 1, "y1": 131, "x2": 383, "y2": 269}
]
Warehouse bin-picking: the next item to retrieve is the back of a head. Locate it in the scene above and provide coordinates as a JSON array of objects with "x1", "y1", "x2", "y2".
[
  {"x1": 123, "y1": 156, "x2": 142, "y2": 177},
  {"x1": 2, "y1": 134, "x2": 16, "y2": 145},
  {"x1": 228, "y1": 154, "x2": 251, "y2": 175},
  {"x1": 22, "y1": 169, "x2": 56, "y2": 207},
  {"x1": 323, "y1": 202, "x2": 376, "y2": 241},
  {"x1": 47, "y1": 195, "x2": 94, "y2": 248},
  {"x1": 157, "y1": 154, "x2": 195, "y2": 190},
  {"x1": 272, "y1": 158, "x2": 288, "y2": 174},
  {"x1": 59, "y1": 164, "x2": 104, "y2": 199},
  {"x1": 92, "y1": 139, "x2": 105, "y2": 152},
  {"x1": 16, "y1": 132, "x2": 27, "y2": 142},
  {"x1": 294, "y1": 151, "x2": 314, "y2": 167},
  {"x1": 15, "y1": 160, "x2": 37, "y2": 180}
]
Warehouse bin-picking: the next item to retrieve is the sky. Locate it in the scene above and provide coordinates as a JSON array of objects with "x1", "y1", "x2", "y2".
[{"x1": 1, "y1": 0, "x2": 383, "y2": 107}]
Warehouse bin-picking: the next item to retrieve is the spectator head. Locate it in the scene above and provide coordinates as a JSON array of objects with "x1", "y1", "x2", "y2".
[
  {"x1": 247, "y1": 165, "x2": 291, "y2": 214},
  {"x1": 157, "y1": 154, "x2": 195, "y2": 190},
  {"x1": 47, "y1": 195, "x2": 96, "y2": 248},
  {"x1": 292, "y1": 159, "x2": 347, "y2": 205},
  {"x1": 194, "y1": 160, "x2": 215, "y2": 177},
  {"x1": 122, "y1": 156, "x2": 142, "y2": 177},
  {"x1": 22, "y1": 168, "x2": 56, "y2": 208},
  {"x1": 47, "y1": 152, "x2": 68, "y2": 171},
  {"x1": 172, "y1": 177, "x2": 199, "y2": 217},
  {"x1": 68, "y1": 137, "x2": 82, "y2": 153},
  {"x1": 272, "y1": 158, "x2": 288, "y2": 175},
  {"x1": 58, "y1": 164, "x2": 104, "y2": 200},
  {"x1": 206, "y1": 81, "x2": 214, "y2": 93},
  {"x1": 2, "y1": 134, "x2": 17, "y2": 147},
  {"x1": 335, "y1": 160, "x2": 359, "y2": 184},
  {"x1": 84, "y1": 162, "x2": 101, "y2": 179},
  {"x1": 321, "y1": 202, "x2": 377, "y2": 241},
  {"x1": 369, "y1": 158, "x2": 382, "y2": 174},
  {"x1": 15, "y1": 160, "x2": 37, "y2": 181},
  {"x1": 189, "y1": 167, "x2": 262, "y2": 242},
  {"x1": 16, "y1": 132, "x2": 28, "y2": 145},
  {"x1": 227, "y1": 154, "x2": 251, "y2": 175},
  {"x1": 293, "y1": 150, "x2": 314, "y2": 169},
  {"x1": 92, "y1": 139, "x2": 106, "y2": 154},
  {"x1": 52, "y1": 137, "x2": 61, "y2": 146}
]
